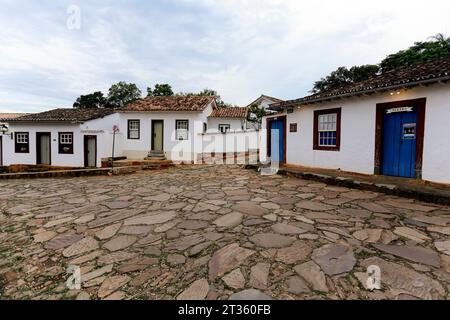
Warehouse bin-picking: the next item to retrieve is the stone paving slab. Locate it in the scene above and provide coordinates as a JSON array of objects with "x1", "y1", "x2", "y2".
[{"x1": 0, "y1": 165, "x2": 449, "y2": 300}]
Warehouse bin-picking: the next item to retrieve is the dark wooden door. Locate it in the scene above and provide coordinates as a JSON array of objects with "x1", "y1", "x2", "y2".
[{"x1": 36, "y1": 133, "x2": 51, "y2": 165}]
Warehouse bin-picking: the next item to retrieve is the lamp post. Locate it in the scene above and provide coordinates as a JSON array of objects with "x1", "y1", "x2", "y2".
[
  {"x1": 0, "y1": 124, "x2": 12, "y2": 138},
  {"x1": 111, "y1": 125, "x2": 120, "y2": 171}
]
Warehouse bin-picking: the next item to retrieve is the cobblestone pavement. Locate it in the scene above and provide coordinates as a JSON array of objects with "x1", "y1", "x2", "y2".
[{"x1": 0, "y1": 165, "x2": 450, "y2": 300}]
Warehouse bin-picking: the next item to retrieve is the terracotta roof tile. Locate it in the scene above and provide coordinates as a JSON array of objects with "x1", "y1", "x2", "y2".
[
  {"x1": 0, "y1": 113, "x2": 31, "y2": 120},
  {"x1": 209, "y1": 107, "x2": 248, "y2": 118},
  {"x1": 3, "y1": 108, "x2": 116, "y2": 123},
  {"x1": 272, "y1": 57, "x2": 450, "y2": 108},
  {"x1": 125, "y1": 96, "x2": 215, "y2": 112}
]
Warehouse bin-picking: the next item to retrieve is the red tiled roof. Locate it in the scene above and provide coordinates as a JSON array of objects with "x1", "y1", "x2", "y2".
[
  {"x1": 209, "y1": 107, "x2": 248, "y2": 118},
  {"x1": 272, "y1": 57, "x2": 450, "y2": 109},
  {"x1": 0, "y1": 113, "x2": 31, "y2": 120},
  {"x1": 3, "y1": 108, "x2": 116, "y2": 123},
  {"x1": 125, "y1": 96, "x2": 215, "y2": 112}
]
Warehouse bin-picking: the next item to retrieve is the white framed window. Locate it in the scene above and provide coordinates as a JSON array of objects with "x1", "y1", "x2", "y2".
[
  {"x1": 128, "y1": 120, "x2": 140, "y2": 140},
  {"x1": 16, "y1": 133, "x2": 29, "y2": 144},
  {"x1": 60, "y1": 133, "x2": 73, "y2": 144},
  {"x1": 176, "y1": 120, "x2": 189, "y2": 140},
  {"x1": 219, "y1": 124, "x2": 231, "y2": 134},
  {"x1": 318, "y1": 113, "x2": 337, "y2": 147}
]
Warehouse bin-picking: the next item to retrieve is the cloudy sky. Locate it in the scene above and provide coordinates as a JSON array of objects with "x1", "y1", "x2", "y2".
[{"x1": 1, "y1": 0, "x2": 450, "y2": 113}]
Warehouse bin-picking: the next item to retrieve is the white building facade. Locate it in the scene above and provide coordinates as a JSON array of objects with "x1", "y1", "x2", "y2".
[
  {"x1": 0, "y1": 96, "x2": 257, "y2": 168},
  {"x1": 261, "y1": 58, "x2": 450, "y2": 184}
]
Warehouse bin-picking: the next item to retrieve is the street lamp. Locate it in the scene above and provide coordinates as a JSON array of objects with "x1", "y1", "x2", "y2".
[{"x1": 0, "y1": 124, "x2": 13, "y2": 139}]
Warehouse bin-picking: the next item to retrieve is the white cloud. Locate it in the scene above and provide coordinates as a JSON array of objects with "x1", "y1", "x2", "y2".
[{"x1": 0, "y1": 0, "x2": 450, "y2": 111}]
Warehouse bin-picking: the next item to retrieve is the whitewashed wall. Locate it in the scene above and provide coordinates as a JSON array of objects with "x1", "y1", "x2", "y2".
[
  {"x1": 201, "y1": 130, "x2": 259, "y2": 154},
  {"x1": 261, "y1": 83, "x2": 450, "y2": 184}
]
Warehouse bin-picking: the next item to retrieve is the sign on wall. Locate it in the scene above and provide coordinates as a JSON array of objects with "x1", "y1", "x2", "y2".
[
  {"x1": 386, "y1": 107, "x2": 414, "y2": 114},
  {"x1": 290, "y1": 123, "x2": 298, "y2": 133},
  {"x1": 403, "y1": 123, "x2": 417, "y2": 140},
  {"x1": 81, "y1": 130, "x2": 104, "y2": 134}
]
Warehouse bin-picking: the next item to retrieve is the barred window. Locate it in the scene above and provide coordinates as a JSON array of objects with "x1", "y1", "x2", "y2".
[
  {"x1": 176, "y1": 120, "x2": 189, "y2": 140},
  {"x1": 128, "y1": 120, "x2": 140, "y2": 140}
]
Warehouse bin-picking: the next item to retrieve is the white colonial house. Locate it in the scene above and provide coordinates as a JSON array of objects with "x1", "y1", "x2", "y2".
[
  {"x1": 246, "y1": 94, "x2": 284, "y2": 113},
  {"x1": 0, "y1": 96, "x2": 257, "y2": 168},
  {"x1": 261, "y1": 57, "x2": 450, "y2": 185},
  {"x1": 246, "y1": 95, "x2": 284, "y2": 130},
  {"x1": 208, "y1": 107, "x2": 248, "y2": 133}
]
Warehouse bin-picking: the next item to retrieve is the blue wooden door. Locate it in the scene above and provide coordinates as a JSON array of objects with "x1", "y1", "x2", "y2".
[
  {"x1": 382, "y1": 108, "x2": 417, "y2": 178},
  {"x1": 270, "y1": 119, "x2": 284, "y2": 163}
]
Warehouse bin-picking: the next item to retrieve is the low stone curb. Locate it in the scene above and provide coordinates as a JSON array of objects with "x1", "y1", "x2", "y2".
[
  {"x1": 0, "y1": 163, "x2": 180, "y2": 180},
  {"x1": 245, "y1": 164, "x2": 450, "y2": 206},
  {"x1": 0, "y1": 168, "x2": 112, "y2": 180}
]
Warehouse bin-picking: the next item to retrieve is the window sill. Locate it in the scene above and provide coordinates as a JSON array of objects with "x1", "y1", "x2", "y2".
[{"x1": 313, "y1": 146, "x2": 340, "y2": 152}]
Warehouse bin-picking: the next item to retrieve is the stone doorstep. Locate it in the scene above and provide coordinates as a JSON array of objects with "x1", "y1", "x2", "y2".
[{"x1": 245, "y1": 165, "x2": 450, "y2": 206}]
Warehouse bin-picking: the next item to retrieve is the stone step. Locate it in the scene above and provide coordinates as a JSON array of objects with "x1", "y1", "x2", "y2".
[
  {"x1": 147, "y1": 151, "x2": 166, "y2": 161},
  {"x1": 144, "y1": 157, "x2": 167, "y2": 161},
  {"x1": 148, "y1": 150, "x2": 165, "y2": 155}
]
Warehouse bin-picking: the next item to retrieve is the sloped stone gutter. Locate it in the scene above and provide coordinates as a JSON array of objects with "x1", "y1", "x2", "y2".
[{"x1": 245, "y1": 164, "x2": 450, "y2": 206}]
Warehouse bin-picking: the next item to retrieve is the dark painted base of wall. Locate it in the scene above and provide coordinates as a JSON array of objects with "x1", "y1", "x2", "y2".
[{"x1": 246, "y1": 164, "x2": 450, "y2": 206}]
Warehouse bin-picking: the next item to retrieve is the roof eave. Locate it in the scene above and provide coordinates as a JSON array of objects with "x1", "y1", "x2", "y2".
[
  {"x1": 119, "y1": 110, "x2": 204, "y2": 113},
  {"x1": 208, "y1": 116, "x2": 247, "y2": 119},
  {"x1": 5, "y1": 120, "x2": 83, "y2": 124},
  {"x1": 273, "y1": 76, "x2": 450, "y2": 109}
]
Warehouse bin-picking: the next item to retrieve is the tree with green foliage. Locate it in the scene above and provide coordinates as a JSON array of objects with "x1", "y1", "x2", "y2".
[
  {"x1": 312, "y1": 33, "x2": 450, "y2": 94},
  {"x1": 380, "y1": 33, "x2": 450, "y2": 71},
  {"x1": 147, "y1": 84, "x2": 174, "y2": 97},
  {"x1": 247, "y1": 103, "x2": 267, "y2": 129},
  {"x1": 107, "y1": 82, "x2": 142, "y2": 108},
  {"x1": 73, "y1": 91, "x2": 108, "y2": 109},
  {"x1": 312, "y1": 65, "x2": 380, "y2": 93}
]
